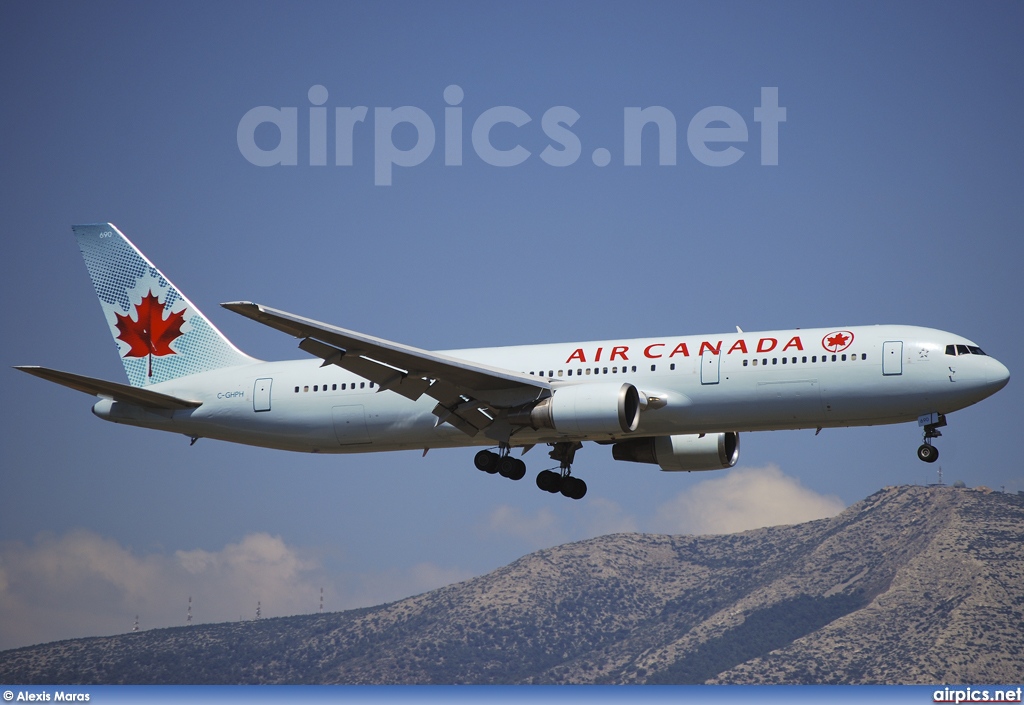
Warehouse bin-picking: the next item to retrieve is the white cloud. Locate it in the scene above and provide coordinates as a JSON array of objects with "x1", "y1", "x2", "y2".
[
  {"x1": 0, "y1": 469, "x2": 843, "y2": 650},
  {"x1": 576, "y1": 496, "x2": 639, "y2": 536},
  {"x1": 338, "y1": 562, "x2": 476, "y2": 608},
  {"x1": 0, "y1": 530, "x2": 478, "y2": 651},
  {"x1": 485, "y1": 497, "x2": 639, "y2": 550},
  {"x1": 0, "y1": 530, "x2": 330, "y2": 650},
  {"x1": 649, "y1": 464, "x2": 845, "y2": 535},
  {"x1": 485, "y1": 504, "x2": 567, "y2": 548}
]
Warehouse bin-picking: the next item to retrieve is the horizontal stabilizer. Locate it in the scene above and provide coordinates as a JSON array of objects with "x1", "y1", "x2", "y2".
[{"x1": 14, "y1": 366, "x2": 202, "y2": 410}]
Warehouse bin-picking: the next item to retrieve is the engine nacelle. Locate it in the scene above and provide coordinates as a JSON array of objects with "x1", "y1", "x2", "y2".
[
  {"x1": 509, "y1": 382, "x2": 641, "y2": 435},
  {"x1": 612, "y1": 432, "x2": 740, "y2": 471}
]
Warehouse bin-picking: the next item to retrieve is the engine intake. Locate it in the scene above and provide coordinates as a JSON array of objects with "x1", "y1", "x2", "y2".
[
  {"x1": 612, "y1": 432, "x2": 739, "y2": 471},
  {"x1": 508, "y1": 382, "x2": 641, "y2": 435}
]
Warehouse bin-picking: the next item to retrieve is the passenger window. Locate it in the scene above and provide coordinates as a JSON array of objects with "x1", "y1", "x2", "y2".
[
  {"x1": 842, "y1": 354, "x2": 847, "y2": 361},
  {"x1": 782, "y1": 357, "x2": 787, "y2": 364},
  {"x1": 772, "y1": 358, "x2": 778, "y2": 365},
  {"x1": 861, "y1": 353, "x2": 866, "y2": 360},
  {"x1": 802, "y1": 356, "x2": 807, "y2": 363},
  {"x1": 956, "y1": 344, "x2": 970, "y2": 355},
  {"x1": 558, "y1": 370, "x2": 563, "y2": 377},
  {"x1": 360, "y1": 382, "x2": 365, "y2": 389},
  {"x1": 332, "y1": 384, "x2": 337, "y2": 391},
  {"x1": 586, "y1": 369, "x2": 591, "y2": 375},
  {"x1": 294, "y1": 386, "x2": 299, "y2": 393},
  {"x1": 743, "y1": 360, "x2": 749, "y2": 367},
  {"x1": 303, "y1": 385, "x2": 309, "y2": 392},
  {"x1": 651, "y1": 364, "x2": 656, "y2": 371}
]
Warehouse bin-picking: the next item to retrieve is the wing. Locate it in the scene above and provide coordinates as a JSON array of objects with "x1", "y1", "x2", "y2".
[
  {"x1": 221, "y1": 302, "x2": 550, "y2": 436},
  {"x1": 15, "y1": 366, "x2": 202, "y2": 410}
]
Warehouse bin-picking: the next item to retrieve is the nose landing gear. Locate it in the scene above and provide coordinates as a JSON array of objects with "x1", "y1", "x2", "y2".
[
  {"x1": 917, "y1": 412, "x2": 946, "y2": 463},
  {"x1": 917, "y1": 443, "x2": 939, "y2": 463}
]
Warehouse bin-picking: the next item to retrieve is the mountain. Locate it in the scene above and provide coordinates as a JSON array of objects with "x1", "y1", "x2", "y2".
[{"x1": 1, "y1": 485, "x2": 1021, "y2": 684}]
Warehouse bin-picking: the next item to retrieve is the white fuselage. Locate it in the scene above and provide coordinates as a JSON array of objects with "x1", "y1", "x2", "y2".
[{"x1": 92, "y1": 324, "x2": 1010, "y2": 455}]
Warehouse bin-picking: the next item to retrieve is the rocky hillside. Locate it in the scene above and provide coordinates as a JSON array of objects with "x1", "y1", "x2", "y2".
[{"x1": 1, "y1": 485, "x2": 1021, "y2": 684}]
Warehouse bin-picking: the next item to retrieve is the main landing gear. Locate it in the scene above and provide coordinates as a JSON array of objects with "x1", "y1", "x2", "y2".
[
  {"x1": 536, "y1": 441, "x2": 587, "y2": 500},
  {"x1": 474, "y1": 441, "x2": 588, "y2": 500},
  {"x1": 917, "y1": 412, "x2": 946, "y2": 464},
  {"x1": 474, "y1": 448, "x2": 527, "y2": 480}
]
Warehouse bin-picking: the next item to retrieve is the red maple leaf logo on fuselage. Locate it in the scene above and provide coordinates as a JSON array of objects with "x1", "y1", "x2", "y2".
[
  {"x1": 115, "y1": 291, "x2": 186, "y2": 377},
  {"x1": 821, "y1": 330, "x2": 854, "y2": 353}
]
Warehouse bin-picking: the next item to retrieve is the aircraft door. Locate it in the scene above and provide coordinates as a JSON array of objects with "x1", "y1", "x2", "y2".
[
  {"x1": 253, "y1": 378, "x2": 272, "y2": 412},
  {"x1": 700, "y1": 349, "x2": 721, "y2": 385},
  {"x1": 882, "y1": 341, "x2": 903, "y2": 376}
]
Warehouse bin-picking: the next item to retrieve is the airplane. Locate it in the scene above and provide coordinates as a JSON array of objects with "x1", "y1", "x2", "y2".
[{"x1": 16, "y1": 224, "x2": 1010, "y2": 500}]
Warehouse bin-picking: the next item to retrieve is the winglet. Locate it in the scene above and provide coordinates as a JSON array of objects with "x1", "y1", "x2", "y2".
[{"x1": 221, "y1": 301, "x2": 308, "y2": 338}]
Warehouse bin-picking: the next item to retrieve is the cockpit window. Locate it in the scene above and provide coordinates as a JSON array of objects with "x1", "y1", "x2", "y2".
[{"x1": 946, "y1": 343, "x2": 988, "y2": 356}]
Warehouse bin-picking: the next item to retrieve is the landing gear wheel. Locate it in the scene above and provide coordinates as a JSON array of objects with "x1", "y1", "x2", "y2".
[
  {"x1": 536, "y1": 470, "x2": 562, "y2": 493},
  {"x1": 560, "y1": 476, "x2": 587, "y2": 500},
  {"x1": 508, "y1": 458, "x2": 527, "y2": 481},
  {"x1": 917, "y1": 444, "x2": 939, "y2": 463},
  {"x1": 474, "y1": 450, "x2": 500, "y2": 473},
  {"x1": 498, "y1": 456, "x2": 527, "y2": 480}
]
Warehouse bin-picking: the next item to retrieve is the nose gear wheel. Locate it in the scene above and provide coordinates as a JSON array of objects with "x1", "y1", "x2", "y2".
[{"x1": 917, "y1": 413, "x2": 946, "y2": 463}]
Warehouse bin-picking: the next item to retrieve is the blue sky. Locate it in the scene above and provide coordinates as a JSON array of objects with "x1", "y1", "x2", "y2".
[{"x1": 1, "y1": 1, "x2": 1022, "y2": 650}]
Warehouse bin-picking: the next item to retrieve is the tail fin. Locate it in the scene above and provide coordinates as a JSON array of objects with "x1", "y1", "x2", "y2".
[{"x1": 74, "y1": 223, "x2": 256, "y2": 387}]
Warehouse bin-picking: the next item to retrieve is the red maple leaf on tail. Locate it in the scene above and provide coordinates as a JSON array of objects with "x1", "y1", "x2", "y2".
[{"x1": 114, "y1": 291, "x2": 186, "y2": 377}]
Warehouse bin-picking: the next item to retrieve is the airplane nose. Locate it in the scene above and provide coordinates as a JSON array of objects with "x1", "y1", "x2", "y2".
[{"x1": 988, "y1": 358, "x2": 1010, "y2": 392}]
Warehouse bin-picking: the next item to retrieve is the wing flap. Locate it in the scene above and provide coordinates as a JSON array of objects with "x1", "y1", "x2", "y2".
[
  {"x1": 15, "y1": 366, "x2": 202, "y2": 410},
  {"x1": 297, "y1": 337, "x2": 433, "y2": 402}
]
